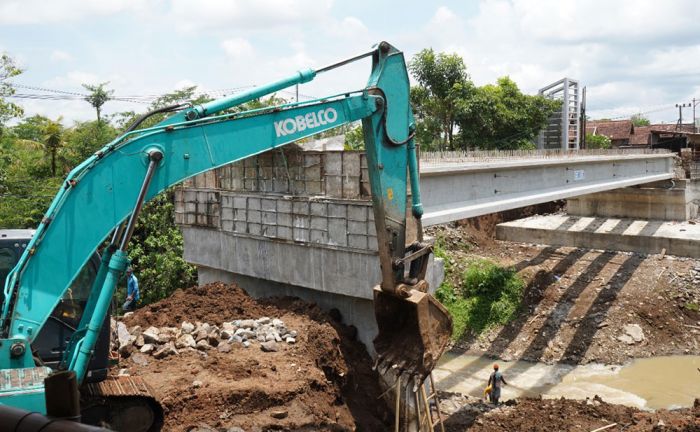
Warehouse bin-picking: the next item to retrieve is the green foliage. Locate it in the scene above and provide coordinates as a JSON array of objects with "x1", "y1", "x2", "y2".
[
  {"x1": 408, "y1": 50, "x2": 559, "y2": 151},
  {"x1": 409, "y1": 49, "x2": 471, "y2": 150},
  {"x1": 344, "y1": 124, "x2": 364, "y2": 150},
  {"x1": 120, "y1": 190, "x2": 196, "y2": 305},
  {"x1": 0, "y1": 54, "x2": 23, "y2": 128},
  {"x1": 456, "y1": 77, "x2": 559, "y2": 150},
  {"x1": 631, "y1": 114, "x2": 650, "y2": 127},
  {"x1": 436, "y1": 258, "x2": 524, "y2": 340},
  {"x1": 585, "y1": 133, "x2": 612, "y2": 149},
  {"x1": 685, "y1": 302, "x2": 699, "y2": 312},
  {"x1": 82, "y1": 82, "x2": 114, "y2": 123}
]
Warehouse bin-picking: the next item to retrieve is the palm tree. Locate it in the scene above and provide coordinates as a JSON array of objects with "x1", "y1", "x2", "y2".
[
  {"x1": 17, "y1": 116, "x2": 65, "y2": 176},
  {"x1": 43, "y1": 117, "x2": 63, "y2": 176}
]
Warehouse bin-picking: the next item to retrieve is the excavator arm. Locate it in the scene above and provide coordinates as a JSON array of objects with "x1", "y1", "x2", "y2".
[{"x1": 0, "y1": 42, "x2": 451, "y2": 416}]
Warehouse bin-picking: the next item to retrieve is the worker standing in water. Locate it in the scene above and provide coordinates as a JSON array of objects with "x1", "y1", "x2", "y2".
[
  {"x1": 487, "y1": 364, "x2": 507, "y2": 405},
  {"x1": 123, "y1": 267, "x2": 140, "y2": 311}
]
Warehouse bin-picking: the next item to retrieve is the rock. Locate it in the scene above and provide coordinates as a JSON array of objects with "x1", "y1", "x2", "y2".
[
  {"x1": 195, "y1": 329, "x2": 209, "y2": 342},
  {"x1": 122, "y1": 312, "x2": 133, "y2": 318},
  {"x1": 207, "y1": 329, "x2": 221, "y2": 346},
  {"x1": 623, "y1": 324, "x2": 645, "y2": 343},
  {"x1": 260, "y1": 341, "x2": 279, "y2": 352},
  {"x1": 181, "y1": 321, "x2": 195, "y2": 334},
  {"x1": 197, "y1": 322, "x2": 211, "y2": 335},
  {"x1": 176, "y1": 334, "x2": 197, "y2": 349},
  {"x1": 617, "y1": 334, "x2": 634, "y2": 345},
  {"x1": 129, "y1": 325, "x2": 143, "y2": 337},
  {"x1": 217, "y1": 342, "x2": 232, "y2": 353},
  {"x1": 289, "y1": 330, "x2": 298, "y2": 338},
  {"x1": 285, "y1": 337, "x2": 296, "y2": 344},
  {"x1": 243, "y1": 341, "x2": 251, "y2": 348},
  {"x1": 272, "y1": 318, "x2": 284, "y2": 328},
  {"x1": 192, "y1": 380, "x2": 203, "y2": 388},
  {"x1": 270, "y1": 410, "x2": 288, "y2": 419},
  {"x1": 117, "y1": 322, "x2": 131, "y2": 349},
  {"x1": 130, "y1": 352, "x2": 149, "y2": 366},
  {"x1": 142, "y1": 327, "x2": 161, "y2": 344},
  {"x1": 265, "y1": 333, "x2": 276, "y2": 342},
  {"x1": 221, "y1": 329, "x2": 233, "y2": 339},
  {"x1": 230, "y1": 335, "x2": 243, "y2": 344},
  {"x1": 153, "y1": 342, "x2": 178, "y2": 359},
  {"x1": 196, "y1": 339, "x2": 211, "y2": 351},
  {"x1": 235, "y1": 328, "x2": 255, "y2": 340},
  {"x1": 256, "y1": 317, "x2": 271, "y2": 326},
  {"x1": 133, "y1": 334, "x2": 145, "y2": 348},
  {"x1": 140, "y1": 343, "x2": 155, "y2": 354},
  {"x1": 239, "y1": 319, "x2": 256, "y2": 329}
]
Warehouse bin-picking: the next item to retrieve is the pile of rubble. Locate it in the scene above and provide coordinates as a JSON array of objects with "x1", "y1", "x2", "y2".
[{"x1": 116, "y1": 317, "x2": 298, "y2": 359}]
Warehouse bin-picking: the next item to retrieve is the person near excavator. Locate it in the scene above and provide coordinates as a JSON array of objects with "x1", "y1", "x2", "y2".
[
  {"x1": 487, "y1": 363, "x2": 507, "y2": 405},
  {"x1": 122, "y1": 267, "x2": 140, "y2": 311}
]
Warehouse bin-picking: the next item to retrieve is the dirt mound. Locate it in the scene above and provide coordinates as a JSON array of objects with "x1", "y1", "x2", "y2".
[
  {"x1": 453, "y1": 396, "x2": 699, "y2": 432},
  {"x1": 122, "y1": 282, "x2": 390, "y2": 431}
]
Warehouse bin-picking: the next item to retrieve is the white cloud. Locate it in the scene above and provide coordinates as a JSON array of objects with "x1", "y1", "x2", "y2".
[
  {"x1": 221, "y1": 38, "x2": 254, "y2": 59},
  {"x1": 168, "y1": 0, "x2": 334, "y2": 32},
  {"x1": 0, "y1": 0, "x2": 150, "y2": 25},
  {"x1": 50, "y1": 50, "x2": 72, "y2": 62},
  {"x1": 406, "y1": 2, "x2": 700, "y2": 122}
]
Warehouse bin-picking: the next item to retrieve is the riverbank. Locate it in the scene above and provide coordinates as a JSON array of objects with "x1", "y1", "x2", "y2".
[
  {"x1": 427, "y1": 222, "x2": 700, "y2": 365},
  {"x1": 439, "y1": 393, "x2": 700, "y2": 432}
]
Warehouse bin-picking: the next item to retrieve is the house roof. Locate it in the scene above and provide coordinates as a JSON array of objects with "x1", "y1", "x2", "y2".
[
  {"x1": 629, "y1": 125, "x2": 651, "y2": 145},
  {"x1": 587, "y1": 120, "x2": 634, "y2": 141}
]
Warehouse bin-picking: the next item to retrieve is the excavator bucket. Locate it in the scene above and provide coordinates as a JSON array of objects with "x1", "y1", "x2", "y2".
[{"x1": 373, "y1": 286, "x2": 452, "y2": 381}]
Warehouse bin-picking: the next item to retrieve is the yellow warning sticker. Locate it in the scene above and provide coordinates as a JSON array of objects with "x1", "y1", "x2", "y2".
[{"x1": 387, "y1": 188, "x2": 393, "y2": 200}]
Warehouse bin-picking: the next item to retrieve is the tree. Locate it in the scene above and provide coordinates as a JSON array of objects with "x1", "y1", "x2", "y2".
[
  {"x1": 82, "y1": 82, "x2": 114, "y2": 124},
  {"x1": 456, "y1": 77, "x2": 560, "y2": 150},
  {"x1": 42, "y1": 118, "x2": 64, "y2": 176},
  {"x1": 585, "y1": 133, "x2": 611, "y2": 149},
  {"x1": 0, "y1": 54, "x2": 24, "y2": 129},
  {"x1": 631, "y1": 114, "x2": 650, "y2": 126},
  {"x1": 409, "y1": 49, "x2": 471, "y2": 150}
]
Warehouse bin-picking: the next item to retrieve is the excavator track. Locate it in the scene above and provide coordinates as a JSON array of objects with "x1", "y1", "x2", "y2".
[{"x1": 81, "y1": 375, "x2": 163, "y2": 432}]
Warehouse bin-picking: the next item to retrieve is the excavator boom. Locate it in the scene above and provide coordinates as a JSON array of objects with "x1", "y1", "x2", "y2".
[{"x1": 0, "y1": 42, "x2": 451, "y2": 427}]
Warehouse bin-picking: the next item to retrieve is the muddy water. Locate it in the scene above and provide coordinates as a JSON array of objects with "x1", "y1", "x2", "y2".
[{"x1": 433, "y1": 352, "x2": 700, "y2": 410}]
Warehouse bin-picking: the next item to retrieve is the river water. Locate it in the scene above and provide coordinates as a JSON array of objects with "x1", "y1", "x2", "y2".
[{"x1": 433, "y1": 353, "x2": 700, "y2": 410}]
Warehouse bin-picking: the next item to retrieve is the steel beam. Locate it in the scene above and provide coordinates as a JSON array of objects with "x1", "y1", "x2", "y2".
[{"x1": 419, "y1": 153, "x2": 675, "y2": 226}]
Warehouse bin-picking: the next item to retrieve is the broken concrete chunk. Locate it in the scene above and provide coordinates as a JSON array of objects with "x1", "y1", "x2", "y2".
[
  {"x1": 217, "y1": 342, "x2": 232, "y2": 353},
  {"x1": 285, "y1": 337, "x2": 296, "y2": 344},
  {"x1": 256, "y1": 317, "x2": 271, "y2": 326},
  {"x1": 272, "y1": 318, "x2": 284, "y2": 328},
  {"x1": 140, "y1": 343, "x2": 155, "y2": 354}
]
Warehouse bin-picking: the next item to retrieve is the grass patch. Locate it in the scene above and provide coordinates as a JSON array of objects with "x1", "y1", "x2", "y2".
[
  {"x1": 436, "y1": 258, "x2": 524, "y2": 340},
  {"x1": 685, "y1": 302, "x2": 699, "y2": 312}
]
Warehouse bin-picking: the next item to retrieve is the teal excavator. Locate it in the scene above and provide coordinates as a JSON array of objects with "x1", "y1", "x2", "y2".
[{"x1": 0, "y1": 42, "x2": 452, "y2": 430}]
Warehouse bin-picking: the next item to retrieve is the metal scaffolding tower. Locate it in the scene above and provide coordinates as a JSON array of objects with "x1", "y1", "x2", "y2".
[{"x1": 537, "y1": 78, "x2": 581, "y2": 151}]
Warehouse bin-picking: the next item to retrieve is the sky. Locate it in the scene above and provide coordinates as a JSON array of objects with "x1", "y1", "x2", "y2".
[{"x1": 1, "y1": 0, "x2": 700, "y2": 125}]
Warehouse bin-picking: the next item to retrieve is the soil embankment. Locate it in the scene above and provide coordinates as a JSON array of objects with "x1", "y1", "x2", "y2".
[{"x1": 119, "y1": 282, "x2": 390, "y2": 431}]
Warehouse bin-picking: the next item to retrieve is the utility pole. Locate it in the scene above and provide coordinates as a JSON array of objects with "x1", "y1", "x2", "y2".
[
  {"x1": 693, "y1": 98, "x2": 698, "y2": 133},
  {"x1": 676, "y1": 102, "x2": 690, "y2": 131}
]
